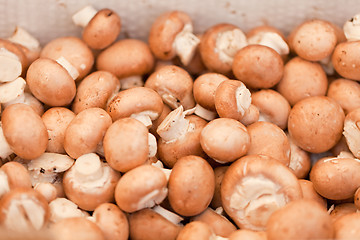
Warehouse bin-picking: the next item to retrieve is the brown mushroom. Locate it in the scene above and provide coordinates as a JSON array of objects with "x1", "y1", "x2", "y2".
[
  {"x1": 176, "y1": 221, "x2": 215, "y2": 240},
  {"x1": 299, "y1": 179, "x2": 327, "y2": 209},
  {"x1": 211, "y1": 166, "x2": 228, "y2": 209},
  {"x1": 287, "y1": 133, "x2": 311, "y2": 179},
  {"x1": 333, "y1": 213, "x2": 360, "y2": 239},
  {"x1": 0, "y1": 161, "x2": 32, "y2": 196},
  {"x1": 327, "y1": 78, "x2": 360, "y2": 114},
  {"x1": 329, "y1": 203, "x2": 358, "y2": 223}
]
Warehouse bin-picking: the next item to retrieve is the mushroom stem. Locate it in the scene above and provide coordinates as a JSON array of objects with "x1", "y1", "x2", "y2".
[
  {"x1": 194, "y1": 104, "x2": 217, "y2": 121},
  {"x1": 0, "y1": 54, "x2": 22, "y2": 83},
  {"x1": 130, "y1": 111, "x2": 159, "y2": 128},
  {"x1": 72, "y1": 5, "x2": 98, "y2": 28},
  {"x1": 0, "y1": 77, "x2": 26, "y2": 103},
  {"x1": 343, "y1": 13, "x2": 360, "y2": 41},
  {"x1": 148, "y1": 133, "x2": 158, "y2": 158},
  {"x1": 162, "y1": 93, "x2": 180, "y2": 109},
  {"x1": 248, "y1": 32, "x2": 289, "y2": 55},
  {"x1": 74, "y1": 153, "x2": 103, "y2": 183},
  {"x1": 215, "y1": 29, "x2": 247, "y2": 65},
  {"x1": 120, "y1": 75, "x2": 144, "y2": 90},
  {"x1": 56, "y1": 56, "x2": 79, "y2": 80},
  {"x1": 49, "y1": 198, "x2": 85, "y2": 223},
  {"x1": 173, "y1": 23, "x2": 200, "y2": 66},
  {"x1": 0, "y1": 170, "x2": 10, "y2": 198},
  {"x1": 8, "y1": 26, "x2": 40, "y2": 52},
  {"x1": 153, "y1": 205, "x2": 184, "y2": 225},
  {"x1": 235, "y1": 84, "x2": 251, "y2": 116}
]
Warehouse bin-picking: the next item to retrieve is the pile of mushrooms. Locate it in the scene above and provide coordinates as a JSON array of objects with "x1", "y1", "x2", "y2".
[{"x1": 2, "y1": 4, "x2": 360, "y2": 240}]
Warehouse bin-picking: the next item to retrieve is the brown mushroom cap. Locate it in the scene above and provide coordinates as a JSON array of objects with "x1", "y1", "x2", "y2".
[
  {"x1": 332, "y1": 41, "x2": 360, "y2": 81},
  {"x1": 64, "y1": 108, "x2": 112, "y2": 159},
  {"x1": 276, "y1": 57, "x2": 328, "y2": 106},
  {"x1": 26, "y1": 58, "x2": 76, "y2": 106},
  {"x1": 40, "y1": 36, "x2": 94, "y2": 79},
  {"x1": 200, "y1": 118, "x2": 250, "y2": 163},
  {"x1": 168, "y1": 155, "x2": 215, "y2": 216},
  {"x1": 211, "y1": 166, "x2": 228, "y2": 209},
  {"x1": 221, "y1": 154, "x2": 302, "y2": 231},
  {"x1": 72, "y1": 71, "x2": 120, "y2": 114},
  {"x1": 42, "y1": 107, "x2": 76, "y2": 154},
  {"x1": 128, "y1": 208, "x2": 182, "y2": 240},
  {"x1": 329, "y1": 203, "x2": 357, "y2": 223},
  {"x1": 82, "y1": 9, "x2": 121, "y2": 50},
  {"x1": 1, "y1": 161, "x2": 31, "y2": 189},
  {"x1": 266, "y1": 199, "x2": 334, "y2": 240},
  {"x1": 299, "y1": 179, "x2": 327, "y2": 209},
  {"x1": 176, "y1": 221, "x2": 214, "y2": 240},
  {"x1": 333, "y1": 213, "x2": 360, "y2": 239},
  {"x1": 327, "y1": 78, "x2": 360, "y2": 114},
  {"x1": 92, "y1": 203, "x2": 129, "y2": 240},
  {"x1": 103, "y1": 118, "x2": 149, "y2": 172},
  {"x1": 115, "y1": 165, "x2": 167, "y2": 213},
  {"x1": 232, "y1": 44, "x2": 284, "y2": 89},
  {"x1": 310, "y1": 157, "x2": 360, "y2": 200},
  {"x1": 247, "y1": 121, "x2": 290, "y2": 166},
  {"x1": 288, "y1": 96, "x2": 345, "y2": 153},
  {"x1": 2, "y1": 103, "x2": 48, "y2": 160},
  {"x1": 96, "y1": 39, "x2": 154, "y2": 79}
]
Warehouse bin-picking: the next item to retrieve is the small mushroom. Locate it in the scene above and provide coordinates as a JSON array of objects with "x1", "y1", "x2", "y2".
[
  {"x1": 176, "y1": 221, "x2": 215, "y2": 240},
  {"x1": 72, "y1": 5, "x2": 121, "y2": 50},
  {"x1": 327, "y1": 78, "x2": 360, "y2": 114},
  {"x1": 62, "y1": 153, "x2": 120, "y2": 211},
  {"x1": 0, "y1": 161, "x2": 32, "y2": 198},
  {"x1": 34, "y1": 183, "x2": 58, "y2": 203},
  {"x1": 48, "y1": 198, "x2": 88, "y2": 223}
]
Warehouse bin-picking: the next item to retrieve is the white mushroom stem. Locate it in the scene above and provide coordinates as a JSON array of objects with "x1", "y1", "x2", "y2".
[
  {"x1": 194, "y1": 104, "x2": 217, "y2": 121},
  {"x1": 343, "y1": 119, "x2": 360, "y2": 158},
  {"x1": 0, "y1": 50, "x2": 22, "y2": 83},
  {"x1": 0, "y1": 170, "x2": 10, "y2": 198},
  {"x1": 319, "y1": 56, "x2": 335, "y2": 75},
  {"x1": 2, "y1": 91, "x2": 26, "y2": 108},
  {"x1": 130, "y1": 111, "x2": 159, "y2": 128},
  {"x1": 215, "y1": 29, "x2": 247, "y2": 65},
  {"x1": 74, "y1": 153, "x2": 103, "y2": 183},
  {"x1": 157, "y1": 106, "x2": 195, "y2": 143},
  {"x1": 0, "y1": 77, "x2": 26, "y2": 103},
  {"x1": 56, "y1": 56, "x2": 79, "y2": 80},
  {"x1": 0, "y1": 123, "x2": 13, "y2": 159},
  {"x1": 148, "y1": 133, "x2": 158, "y2": 158},
  {"x1": 235, "y1": 84, "x2": 251, "y2": 116},
  {"x1": 49, "y1": 198, "x2": 85, "y2": 223},
  {"x1": 153, "y1": 205, "x2": 184, "y2": 226},
  {"x1": 8, "y1": 26, "x2": 40, "y2": 52},
  {"x1": 72, "y1": 5, "x2": 98, "y2": 28},
  {"x1": 151, "y1": 161, "x2": 172, "y2": 181},
  {"x1": 120, "y1": 75, "x2": 144, "y2": 90},
  {"x1": 247, "y1": 32, "x2": 289, "y2": 55},
  {"x1": 337, "y1": 151, "x2": 355, "y2": 159},
  {"x1": 343, "y1": 13, "x2": 360, "y2": 41},
  {"x1": 173, "y1": 23, "x2": 200, "y2": 66},
  {"x1": 214, "y1": 206, "x2": 225, "y2": 216},
  {"x1": 137, "y1": 188, "x2": 168, "y2": 210}
]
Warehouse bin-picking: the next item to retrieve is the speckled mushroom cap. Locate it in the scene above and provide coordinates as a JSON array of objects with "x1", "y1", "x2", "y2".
[
  {"x1": 327, "y1": 78, "x2": 360, "y2": 114},
  {"x1": 332, "y1": 41, "x2": 360, "y2": 81}
]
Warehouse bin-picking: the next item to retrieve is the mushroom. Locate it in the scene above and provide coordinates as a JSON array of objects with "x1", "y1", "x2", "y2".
[
  {"x1": 148, "y1": 11, "x2": 200, "y2": 66},
  {"x1": 299, "y1": 179, "x2": 327, "y2": 209},
  {"x1": 42, "y1": 107, "x2": 76, "y2": 154},
  {"x1": 276, "y1": 57, "x2": 328, "y2": 106},
  {"x1": 228, "y1": 229, "x2": 266, "y2": 240},
  {"x1": 0, "y1": 39, "x2": 28, "y2": 74},
  {"x1": 34, "y1": 183, "x2": 58, "y2": 203},
  {"x1": 48, "y1": 198, "x2": 88, "y2": 223},
  {"x1": 115, "y1": 165, "x2": 167, "y2": 213},
  {"x1": 211, "y1": 166, "x2": 228, "y2": 209},
  {"x1": 168, "y1": 155, "x2": 215, "y2": 216},
  {"x1": 200, "y1": 118, "x2": 250, "y2": 164},
  {"x1": 106, "y1": 87, "x2": 163, "y2": 128},
  {"x1": 62, "y1": 153, "x2": 120, "y2": 211},
  {"x1": 156, "y1": 106, "x2": 207, "y2": 167},
  {"x1": 221, "y1": 154, "x2": 302, "y2": 231},
  {"x1": 193, "y1": 73, "x2": 228, "y2": 121},
  {"x1": 287, "y1": 133, "x2": 311, "y2": 179},
  {"x1": 239, "y1": 104, "x2": 260, "y2": 126},
  {"x1": 232, "y1": 44, "x2": 284, "y2": 89},
  {"x1": 64, "y1": 108, "x2": 112, "y2": 159},
  {"x1": 252, "y1": 89, "x2": 291, "y2": 129},
  {"x1": 145, "y1": 65, "x2": 195, "y2": 110},
  {"x1": 199, "y1": 23, "x2": 247, "y2": 75},
  {"x1": 246, "y1": 121, "x2": 291, "y2": 166},
  {"x1": 150, "y1": 104, "x2": 172, "y2": 138},
  {"x1": 72, "y1": 5, "x2": 121, "y2": 50},
  {"x1": 266, "y1": 199, "x2": 334, "y2": 240},
  {"x1": 2, "y1": 103, "x2": 48, "y2": 160},
  {"x1": 2, "y1": 92, "x2": 44, "y2": 116},
  {"x1": 329, "y1": 203, "x2": 358, "y2": 223},
  {"x1": 72, "y1": 71, "x2": 120, "y2": 114},
  {"x1": 0, "y1": 161, "x2": 32, "y2": 198},
  {"x1": 128, "y1": 206, "x2": 183, "y2": 240},
  {"x1": 103, "y1": 118, "x2": 151, "y2": 172},
  {"x1": 343, "y1": 13, "x2": 360, "y2": 41},
  {"x1": 26, "y1": 58, "x2": 77, "y2": 106},
  {"x1": 342, "y1": 108, "x2": 360, "y2": 158},
  {"x1": 92, "y1": 203, "x2": 129, "y2": 240},
  {"x1": 288, "y1": 96, "x2": 345, "y2": 153},
  {"x1": 0, "y1": 188, "x2": 49, "y2": 232},
  {"x1": 327, "y1": 78, "x2": 360, "y2": 114},
  {"x1": 176, "y1": 221, "x2": 216, "y2": 240},
  {"x1": 0, "y1": 77, "x2": 26, "y2": 106},
  {"x1": 310, "y1": 156, "x2": 360, "y2": 200},
  {"x1": 40, "y1": 36, "x2": 94, "y2": 80},
  {"x1": 333, "y1": 213, "x2": 360, "y2": 239}
]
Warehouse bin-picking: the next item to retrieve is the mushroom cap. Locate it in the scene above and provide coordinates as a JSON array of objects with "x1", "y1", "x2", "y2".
[
  {"x1": 83, "y1": 8, "x2": 121, "y2": 50},
  {"x1": 106, "y1": 87, "x2": 163, "y2": 122},
  {"x1": 2, "y1": 103, "x2": 48, "y2": 160},
  {"x1": 115, "y1": 165, "x2": 167, "y2": 213},
  {"x1": 103, "y1": 118, "x2": 149, "y2": 172},
  {"x1": 168, "y1": 155, "x2": 215, "y2": 216},
  {"x1": 64, "y1": 108, "x2": 112, "y2": 159},
  {"x1": 1, "y1": 161, "x2": 31, "y2": 189},
  {"x1": 247, "y1": 121, "x2": 290, "y2": 166},
  {"x1": 276, "y1": 57, "x2": 328, "y2": 106},
  {"x1": 327, "y1": 78, "x2": 360, "y2": 114},
  {"x1": 310, "y1": 157, "x2": 360, "y2": 200},
  {"x1": 50, "y1": 217, "x2": 105, "y2": 240},
  {"x1": 93, "y1": 203, "x2": 129, "y2": 240},
  {"x1": 232, "y1": 44, "x2": 284, "y2": 89},
  {"x1": 221, "y1": 154, "x2": 302, "y2": 231},
  {"x1": 288, "y1": 96, "x2": 345, "y2": 153},
  {"x1": 193, "y1": 73, "x2": 228, "y2": 111},
  {"x1": 128, "y1": 208, "x2": 182, "y2": 240},
  {"x1": 149, "y1": 11, "x2": 192, "y2": 60},
  {"x1": 26, "y1": 58, "x2": 76, "y2": 106},
  {"x1": 329, "y1": 203, "x2": 357, "y2": 222},
  {"x1": 332, "y1": 41, "x2": 360, "y2": 81},
  {"x1": 200, "y1": 118, "x2": 250, "y2": 163},
  {"x1": 40, "y1": 36, "x2": 94, "y2": 79},
  {"x1": 266, "y1": 199, "x2": 334, "y2": 240},
  {"x1": 299, "y1": 180, "x2": 327, "y2": 209},
  {"x1": 176, "y1": 221, "x2": 214, "y2": 240},
  {"x1": 211, "y1": 166, "x2": 228, "y2": 209},
  {"x1": 96, "y1": 39, "x2": 154, "y2": 79},
  {"x1": 72, "y1": 71, "x2": 120, "y2": 114},
  {"x1": 334, "y1": 213, "x2": 360, "y2": 239},
  {"x1": 42, "y1": 107, "x2": 76, "y2": 154}
]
